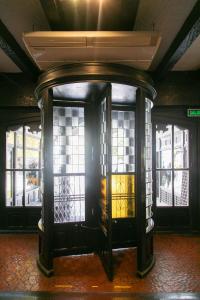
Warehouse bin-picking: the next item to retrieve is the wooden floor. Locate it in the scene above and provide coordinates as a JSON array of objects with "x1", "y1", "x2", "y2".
[{"x1": 0, "y1": 233, "x2": 200, "y2": 295}]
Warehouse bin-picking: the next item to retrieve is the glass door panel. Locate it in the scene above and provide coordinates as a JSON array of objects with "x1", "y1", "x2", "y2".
[
  {"x1": 53, "y1": 106, "x2": 85, "y2": 223},
  {"x1": 111, "y1": 110, "x2": 135, "y2": 219},
  {"x1": 99, "y1": 87, "x2": 113, "y2": 281}
]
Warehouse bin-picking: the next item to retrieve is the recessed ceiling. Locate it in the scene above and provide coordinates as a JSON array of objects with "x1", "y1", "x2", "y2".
[{"x1": 0, "y1": 0, "x2": 200, "y2": 76}]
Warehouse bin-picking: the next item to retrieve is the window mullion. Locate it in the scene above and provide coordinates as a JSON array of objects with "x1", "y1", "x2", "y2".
[
  {"x1": 172, "y1": 125, "x2": 174, "y2": 207},
  {"x1": 13, "y1": 132, "x2": 17, "y2": 207},
  {"x1": 22, "y1": 126, "x2": 25, "y2": 207}
]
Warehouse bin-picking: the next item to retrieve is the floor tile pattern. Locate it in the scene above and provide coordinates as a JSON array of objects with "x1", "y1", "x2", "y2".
[{"x1": 0, "y1": 233, "x2": 200, "y2": 292}]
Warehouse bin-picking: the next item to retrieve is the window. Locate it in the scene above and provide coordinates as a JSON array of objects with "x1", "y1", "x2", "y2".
[
  {"x1": 6, "y1": 124, "x2": 41, "y2": 207},
  {"x1": 156, "y1": 124, "x2": 189, "y2": 207}
]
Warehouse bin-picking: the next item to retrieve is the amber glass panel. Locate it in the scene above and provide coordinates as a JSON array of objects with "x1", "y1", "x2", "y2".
[
  {"x1": 112, "y1": 174, "x2": 135, "y2": 218},
  {"x1": 100, "y1": 177, "x2": 107, "y2": 224}
]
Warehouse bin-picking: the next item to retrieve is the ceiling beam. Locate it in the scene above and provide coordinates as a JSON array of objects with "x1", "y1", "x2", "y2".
[
  {"x1": 154, "y1": 0, "x2": 200, "y2": 80},
  {"x1": 0, "y1": 19, "x2": 39, "y2": 81}
]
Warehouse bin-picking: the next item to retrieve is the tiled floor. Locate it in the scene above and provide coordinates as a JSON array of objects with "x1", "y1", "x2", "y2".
[{"x1": 0, "y1": 233, "x2": 200, "y2": 292}]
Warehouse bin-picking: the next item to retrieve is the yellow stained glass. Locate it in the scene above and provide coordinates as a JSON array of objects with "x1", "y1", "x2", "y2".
[
  {"x1": 100, "y1": 177, "x2": 107, "y2": 224},
  {"x1": 112, "y1": 174, "x2": 135, "y2": 218}
]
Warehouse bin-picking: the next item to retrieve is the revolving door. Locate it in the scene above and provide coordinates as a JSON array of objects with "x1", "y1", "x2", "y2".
[{"x1": 35, "y1": 63, "x2": 155, "y2": 280}]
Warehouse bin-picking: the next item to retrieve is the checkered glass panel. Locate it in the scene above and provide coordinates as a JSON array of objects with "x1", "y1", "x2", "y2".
[
  {"x1": 53, "y1": 107, "x2": 85, "y2": 174},
  {"x1": 53, "y1": 106, "x2": 85, "y2": 223},
  {"x1": 112, "y1": 111, "x2": 135, "y2": 173}
]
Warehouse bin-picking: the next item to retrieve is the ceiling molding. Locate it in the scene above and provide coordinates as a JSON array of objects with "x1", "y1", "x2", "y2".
[
  {"x1": 0, "y1": 19, "x2": 39, "y2": 80},
  {"x1": 40, "y1": 0, "x2": 140, "y2": 31},
  {"x1": 154, "y1": 0, "x2": 200, "y2": 80}
]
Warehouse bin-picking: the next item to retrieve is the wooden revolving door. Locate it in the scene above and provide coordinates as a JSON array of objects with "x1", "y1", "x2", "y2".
[{"x1": 35, "y1": 63, "x2": 156, "y2": 280}]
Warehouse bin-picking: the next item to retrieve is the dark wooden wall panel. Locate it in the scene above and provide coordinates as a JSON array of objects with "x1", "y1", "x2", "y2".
[{"x1": 154, "y1": 71, "x2": 200, "y2": 106}]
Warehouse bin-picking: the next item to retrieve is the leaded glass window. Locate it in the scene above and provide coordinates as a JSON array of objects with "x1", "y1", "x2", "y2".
[
  {"x1": 145, "y1": 99, "x2": 153, "y2": 233},
  {"x1": 53, "y1": 106, "x2": 85, "y2": 223},
  {"x1": 156, "y1": 124, "x2": 189, "y2": 207},
  {"x1": 6, "y1": 124, "x2": 41, "y2": 207},
  {"x1": 111, "y1": 110, "x2": 135, "y2": 218}
]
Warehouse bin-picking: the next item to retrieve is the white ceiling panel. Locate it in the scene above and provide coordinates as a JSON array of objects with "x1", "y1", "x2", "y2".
[
  {"x1": 0, "y1": 49, "x2": 21, "y2": 72},
  {"x1": 0, "y1": 0, "x2": 50, "y2": 52},
  {"x1": 173, "y1": 35, "x2": 200, "y2": 70},
  {"x1": 135, "y1": 0, "x2": 197, "y2": 70}
]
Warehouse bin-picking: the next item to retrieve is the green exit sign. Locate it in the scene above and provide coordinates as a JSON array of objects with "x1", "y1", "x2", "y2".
[{"x1": 187, "y1": 109, "x2": 200, "y2": 117}]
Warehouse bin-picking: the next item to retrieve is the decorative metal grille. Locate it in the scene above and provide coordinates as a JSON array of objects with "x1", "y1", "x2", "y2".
[
  {"x1": 112, "y1": 111, "x2": 135, "y2": 173},
  {"x1": 53, "y1": 106, "x2": 85, "y2": 223}
]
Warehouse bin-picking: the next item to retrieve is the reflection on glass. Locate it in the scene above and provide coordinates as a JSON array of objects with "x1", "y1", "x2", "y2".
[
  {"x1": 6, "y1": 131, "x2": 14, "y2": 169},
  {"x1": 15, "y1": 171, "x2": 23, "y2": 206},
  {"x1": 6, "y1": 171, "x2": 13, "y2": 206},
  {"x1": 156, "y1": 124, "x2": 172, "y2": 169},
  {"x1": 16, "y1": 127, "x2": 23, "y2": 169},
  {"x1": 174, "y1": 126, "x2": 189, "y2": 169},
  {"x1": 25, "y1": 127, "x2": 41, "y2": 169},
  {"x1": 25, "y1": 171, "x2": 41, "y2": 206},
  {"x1": 112, "y1": 174, "x2": 135, "y2": 218},
  {"x1": 174, "y1": 171, "x2": 189, "y2": 206},
  {"x1": 54, "y1": 175, "x2": 85, "y2": 222},
  {"x1": 156, "y1": 171, "x2": 172, "y2": 206}
]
